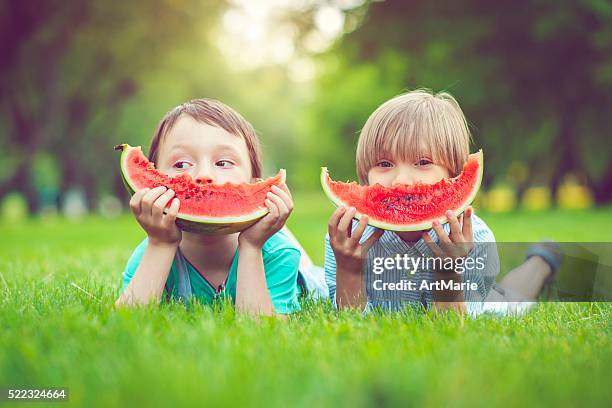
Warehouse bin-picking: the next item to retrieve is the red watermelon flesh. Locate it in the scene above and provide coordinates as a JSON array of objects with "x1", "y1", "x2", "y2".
[
  {"x1": 321, "y1": 150, "x2": 483, "y2": 231},
  {"x1": 116, "y1": 144, "x2": 284, "y2": 234}
]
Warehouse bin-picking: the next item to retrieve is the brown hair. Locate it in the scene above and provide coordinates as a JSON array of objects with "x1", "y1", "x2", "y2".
[
  {"x1": 148, "y1": 98, "x2": 262, "y2": 178},
  {"x1": 356, "y1": 89, "x2": 471, "y2": 185}
]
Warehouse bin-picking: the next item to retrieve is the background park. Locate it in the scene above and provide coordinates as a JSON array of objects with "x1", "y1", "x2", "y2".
[{"x1": 1, "y1": 0, "x2": 611, "y2": 406}]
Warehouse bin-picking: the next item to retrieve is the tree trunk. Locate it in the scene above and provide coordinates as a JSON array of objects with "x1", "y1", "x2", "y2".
[
  {"x1": 550, "y1": 105, "x2": 578, "y2": 198},
  {"x1": 0, "y1": 160, "x2": 27, "y2": 200},
  {"x1": 591, "y1": 163, "x2": 612, "y2": 204},
  {"x1": 14, "y1": 157, "x2": 40, "y2": 214},
  {"x1": 58, "y1": 151, "x2": 78, "y2": 209}
]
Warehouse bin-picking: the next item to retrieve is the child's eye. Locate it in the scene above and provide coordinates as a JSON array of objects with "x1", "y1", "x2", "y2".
[
  {"x1": 415, "y1": 158, "x2": 433, "y2": 166},
  {"x1": 215, "y1": 160, "x2": 234, "y2": 168},
  {"x1": 173, "y1": 161, "x2": 192, "y2": 170},
  {"x1": 377, "y1": 160, "x2": 394, "y2": 168}
]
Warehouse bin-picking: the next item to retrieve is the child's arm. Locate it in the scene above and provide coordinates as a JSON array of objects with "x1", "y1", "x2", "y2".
[
  {"x1": 235, "y1": 242, "x2": 274, "y2": 315},
  {"x1": 116, "y1": 243, "x2": 177, "y2": 306},
  {"x1": 115, "y1": 186, "x2": 181, "y2": 306},
  {"x1": 328, "y1": 207, "x2": 383, "y2": 310},
  {"x1": 235, "y1": 184, "x2": 293, "y2": 316},
  {"x1": 422, "y1": 207, "x2": 475, "y2": 313}
]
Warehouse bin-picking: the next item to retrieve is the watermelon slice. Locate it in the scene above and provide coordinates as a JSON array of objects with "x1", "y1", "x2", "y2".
[
  {"x1": 115, "y1": 144, "x2": 284, "y2": 234},
  {"x1": 321, "y1": 150, "x2": 483, "y2": 231}
]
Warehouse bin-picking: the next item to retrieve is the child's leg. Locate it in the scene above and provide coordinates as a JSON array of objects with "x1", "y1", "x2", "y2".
[
  {"x1": 281, "y1": 227, "x2": 329, "y2": 299},
  {"x1": 497, "y1": 256, "x2": 552, "y2": 301},
  {"x1": 496, "y1": 242, "x2": 561, "y2": 301},
  {"x1": 282, "y1": 226, "x2": 313, "y2": 269},
  {"x1": 475, "y1": 242, "x2": 561, "y2": 317}
]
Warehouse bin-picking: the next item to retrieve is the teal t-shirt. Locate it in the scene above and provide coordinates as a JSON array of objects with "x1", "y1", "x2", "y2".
[{"x1": 120, "y1": 230, "x2": 302, "y2": 314}]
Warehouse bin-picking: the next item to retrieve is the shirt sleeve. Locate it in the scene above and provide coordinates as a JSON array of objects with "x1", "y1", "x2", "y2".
[
  {"x1": 462, "y1": 216, "x2": 500, "y2": 312},
  {"x1": 463, "y1": 243, "x2": 499, "y2": 302},
  {"x1": 263, "y1": 246, "x2": 302, "y2": 314},
  {"x1": 120, "y1": 239, "x2": 148, "y2": 292},
  {"x1": 324, "y1": 233, "x2": 338, "y2": 308}
]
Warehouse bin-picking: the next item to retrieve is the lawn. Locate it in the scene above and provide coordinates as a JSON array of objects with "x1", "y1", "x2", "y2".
[{"x1": 1, "y1": 192, "x2": 611, "y2": 407}]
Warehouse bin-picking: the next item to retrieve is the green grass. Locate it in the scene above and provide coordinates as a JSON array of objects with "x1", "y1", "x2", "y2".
[{"x1": 1, "y1": 194, "x2": 611, "y2": 407}]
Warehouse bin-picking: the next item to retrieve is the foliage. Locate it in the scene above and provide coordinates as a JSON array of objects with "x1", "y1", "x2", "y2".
[
  {"x1": 300, "y1": 0, "x2": 612, "y2": 200},
  {"x1": 0, "y1": 0, "x2": 225, "y2": 210},
  {"x1": 1, "y1": 0, "x2": 611, "y2": 212}
]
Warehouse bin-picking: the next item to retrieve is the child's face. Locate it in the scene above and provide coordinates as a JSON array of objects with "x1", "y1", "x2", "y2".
[
  {"x1": 156, "y1": 115, "x2": 253, "y2": 184},
  {"x1": 367, "y1": 154, "x2": 451, "y2": 187}
]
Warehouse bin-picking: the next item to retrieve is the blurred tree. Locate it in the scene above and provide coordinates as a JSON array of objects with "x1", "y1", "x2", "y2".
[
  {"x1": 301, "y1": 0, "x2": 612, "y2": 202},
  {"x1": 0, "y1": 0, "x2": 224, "y2": 211},
  {"x1": 2, "y1": 0, "x2": 611, "y2": 209}
]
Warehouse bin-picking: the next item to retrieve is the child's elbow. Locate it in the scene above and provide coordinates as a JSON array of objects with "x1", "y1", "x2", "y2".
[
  {"x1": 114, "y1": 293, "x2": 128, "y2": 308},
  {"x1": 433, "y1": 301, "x2": 467, "y2": 314},
  {"x1": 114, "y1": 289, "x2": 143, "y2": 308}
]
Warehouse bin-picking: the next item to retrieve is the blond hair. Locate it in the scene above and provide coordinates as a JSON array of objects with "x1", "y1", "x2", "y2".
[
  {"x1": 356, "y1": 89, "x2": 471, "y2": 185},
  {"x1": 148, "y1": 98, "x2": 262, "y2": 178}
]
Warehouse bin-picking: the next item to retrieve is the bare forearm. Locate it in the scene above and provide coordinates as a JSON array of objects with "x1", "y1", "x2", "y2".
[
  {"x1": 235, "y1": 242, "x2": 275, "y2": 316},
  {"x1": 115, "y1": 243, "x2": 176, "y2": 306},
  {"x1": 336, "y1": 264, "x2": 366, "y2": 310},
  {"x1": 432, "y1": 271, "x2": 466, "y2": 313}
]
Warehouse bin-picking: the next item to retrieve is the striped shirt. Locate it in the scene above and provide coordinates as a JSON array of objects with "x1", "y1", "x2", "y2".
[{"x1": 324, "y1": 214, "x2": 499, "y2": 314}]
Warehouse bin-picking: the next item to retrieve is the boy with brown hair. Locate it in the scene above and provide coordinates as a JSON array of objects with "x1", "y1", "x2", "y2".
[{"x1": 115, "y1": 99, "x2": 301, "y2": 316}]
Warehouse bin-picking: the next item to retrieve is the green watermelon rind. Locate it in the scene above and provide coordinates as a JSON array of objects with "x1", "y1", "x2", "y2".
[
  {"x1": 116, "y1": 144, "x2": 282, "y2": 234},
  {"x1": 320, "y1": 150, "x2": 484, "y2": 232}
]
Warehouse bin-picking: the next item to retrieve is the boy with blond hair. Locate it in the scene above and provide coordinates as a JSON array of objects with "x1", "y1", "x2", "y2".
[{"x1": 325, "y1": 89, "x2": 560, "y2": 314}]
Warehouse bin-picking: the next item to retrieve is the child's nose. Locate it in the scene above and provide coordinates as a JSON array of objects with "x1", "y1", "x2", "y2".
[
  {"x1": 194, "y1": 166, "x2": 215, "y2": 184},
  {"x1": 392, "y1": 170, "x2": 417, "y2": 186}
]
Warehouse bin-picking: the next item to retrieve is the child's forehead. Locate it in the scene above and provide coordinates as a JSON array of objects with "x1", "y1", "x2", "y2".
[
  {"x1": 373, "y1": 136, "x2": 436, "y2": 160},
  {"x1": 159, "y1": 116, "x2": 247, "y2": 155}
]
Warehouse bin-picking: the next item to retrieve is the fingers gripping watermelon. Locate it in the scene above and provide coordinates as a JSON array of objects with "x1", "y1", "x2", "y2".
[
  {"x1": 115, "y1": 144, "x2": 285, "y2": 234},
  {"x1": 321, "y1": 150, "x2": 484, "y2": 231}
]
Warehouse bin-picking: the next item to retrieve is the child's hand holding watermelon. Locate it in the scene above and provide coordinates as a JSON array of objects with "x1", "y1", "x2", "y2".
[
  {"x1": 422, "y1": 207, "x2": 475, "y2": 264},
  {"x1": 328, "y1": 206, "x2": 384, "y2": 308},
  {"x1": 129, "y1": 186, "x2": 182, "y2": 248},
  {"x1": 420, "y1": 207, "x2": 475, "y2": 311},
  {"x1": 238, "y1": 184, "x2": 294, "y2": 249},
  {"x1": 328, "y1": 206, "x2": 383, "y2": 271}
]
